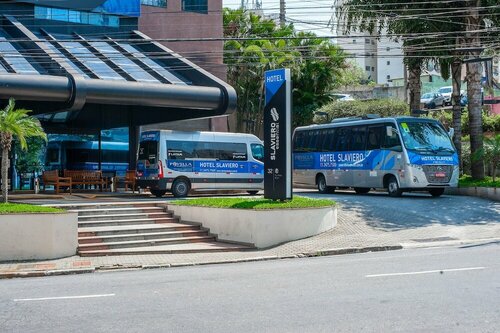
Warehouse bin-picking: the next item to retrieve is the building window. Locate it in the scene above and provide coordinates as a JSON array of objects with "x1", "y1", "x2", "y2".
[
  {"x1": 34, "y1": 5, "x2": 119, "y2": 27},
  {"x1": 365, "y1": 38, "x2": 370, "y2": 44},
  {"x1": 352, "y1": 39, "x2": 356, "y2": 44},
  {"x1": 182, "y1": 0, "x2": 208, "y2": 13},
  {"x1": 387, "y1": 75, "x2": 391, "y2": 80},
  {"x1": 386, "y1": 47, "x2": 390, "y2": 52},
  {"x1": 371, "y1": 67, "x2": 375, "y2": 71},
  {"x1": 387, "y1": 61, "x2": 390, "y2": 66},
  {"x1": 141, "y1": 0, "x2": 167, "y2": 7},
  {"x1": 365, "y1": 66, "x2": 371, "y2": 71},
  {"x1": 371, "y1": 40, "x2": 375, "y2": 45}
]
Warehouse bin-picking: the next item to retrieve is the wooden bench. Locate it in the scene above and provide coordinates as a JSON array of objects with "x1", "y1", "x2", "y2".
[
  {"x1": 42, "y1": 170, "x2": 72, "y2": 194},
  {"x1": 121, "y1": 170, "x2": 136, "y2": 193},
  {"x1": 63, "y1": 170, "x2": 107, "y2": 192}
]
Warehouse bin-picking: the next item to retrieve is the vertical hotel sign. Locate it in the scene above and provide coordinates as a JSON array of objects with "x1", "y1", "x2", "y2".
[{"x1": 264, "y1": 68, "x2": 292, "y2": 200}]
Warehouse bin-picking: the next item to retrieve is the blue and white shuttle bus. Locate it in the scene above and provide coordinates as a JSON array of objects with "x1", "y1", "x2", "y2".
[
  {"x1": 136, "y1": 130, "x2": 264, "y2": 197},
  {"x1": 293, "y1": 116, "x2": 459, "y2": 197},
  {"x1": 45, "y1": 140, "x2": 129, "y2": 176}
]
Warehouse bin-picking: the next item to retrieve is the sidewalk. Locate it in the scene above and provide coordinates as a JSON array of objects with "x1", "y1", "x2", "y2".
[{"x1": 2, "y1": 198, "x2": 499, "y2": 279}]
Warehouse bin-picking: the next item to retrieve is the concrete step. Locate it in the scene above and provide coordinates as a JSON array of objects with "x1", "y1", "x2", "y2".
[
  {"x1": 78, "y1": 235, "x2": 216, "y2": 251},
  {"x1": 78, "y1": 241, "x2": 252, "y2": 256},
  {"x1": 78, "y1": 229, "x2": 208, "y2": 244},
  {"x1": 78, "y1": 212, "x2": 172, "y2": 221},
  {"x1": 74, "y1": 206, "x2": 166, "y2": 216},
  {"x1": 78, "y1": 217, "x2": 178, "y2": 228},
  {"x1": 46, "y1": 201, "x2": 167, "y2": 209},
  {"x1": 78, "y1": 223, "x2": 200, "y2": 237}
]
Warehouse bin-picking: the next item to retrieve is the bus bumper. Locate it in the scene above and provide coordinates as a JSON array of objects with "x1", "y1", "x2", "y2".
[
  {"x1": 136, "y1": 178, "x2": 171, "y2": 191},
  {"x1": 400, "y1": 165, "x2": 459, "y2": 189}
]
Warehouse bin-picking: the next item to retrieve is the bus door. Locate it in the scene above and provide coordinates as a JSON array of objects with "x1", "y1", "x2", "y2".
[
  {"x1": 215, "y1": 141, "x2": 251, "y2": 189},
  {"x1": 190, "y1": 133, "x2": 216, "y2": 189},
  {"x1": 137, "y1": 132, "x2": 160, "y2": 179},
  {"x1": 381, "y1": 123, "x2": 404, "y2": 179},
  {"x1": 364, "y1": 125, "x2": 386, "y2": 188}
]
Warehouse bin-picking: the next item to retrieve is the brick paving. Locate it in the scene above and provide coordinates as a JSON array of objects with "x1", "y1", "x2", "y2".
[{"x1": 1, "y1": 191, "x2": 499, "y2": 278}]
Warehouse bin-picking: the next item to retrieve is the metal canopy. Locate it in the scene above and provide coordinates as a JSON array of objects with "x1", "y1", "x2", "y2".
[{"x1": 0, "y1": 15, "x2": 236, "y2": 132}]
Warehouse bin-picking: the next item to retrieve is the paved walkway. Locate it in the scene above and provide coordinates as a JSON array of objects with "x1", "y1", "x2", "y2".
[{"x1": 2, "y1": 191, "x2": 499, "y2": 278}]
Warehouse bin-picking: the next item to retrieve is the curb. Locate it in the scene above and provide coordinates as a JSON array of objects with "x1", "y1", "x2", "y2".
[{"x1": 0, "y1": 268, "x2": 95, "y2": 279}]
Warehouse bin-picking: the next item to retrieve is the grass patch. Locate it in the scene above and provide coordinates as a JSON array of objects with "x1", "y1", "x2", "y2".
[
  {"x1": 171, "y1": 196, "x2": 334, "y2": 210},
  {"x1": 459, "y1": 175, "x2": 499, "y2": 188},
  {"x1": 0, "y1": 203, "x2": 65, "y2": 214}
]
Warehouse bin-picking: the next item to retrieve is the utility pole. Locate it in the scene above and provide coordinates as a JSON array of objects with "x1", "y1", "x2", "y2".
[{"x1": 279, "y1": 0, "x2": 286, "y2": 27}]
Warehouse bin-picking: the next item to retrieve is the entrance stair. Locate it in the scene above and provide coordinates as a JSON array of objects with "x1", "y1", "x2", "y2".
[{"x1": 56, "y1": 201, "x2": 250, "y2": 256}]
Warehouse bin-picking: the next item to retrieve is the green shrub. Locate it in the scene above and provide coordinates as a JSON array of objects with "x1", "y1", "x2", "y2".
[
  {"x1": 427, "y1": 110, "x2": 499, "y2": 134},
  {"x1": 314, "y1": 99, "x2": 409, "y2": 123}
]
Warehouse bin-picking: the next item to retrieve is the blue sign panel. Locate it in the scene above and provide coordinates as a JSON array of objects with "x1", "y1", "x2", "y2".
[{"x1": 264, "y1": 68, "x2": 292, "y2": 200}]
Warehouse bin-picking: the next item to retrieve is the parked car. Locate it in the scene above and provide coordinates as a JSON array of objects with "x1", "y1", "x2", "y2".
[
  {"x1": 421, "y1": 92, "x2": 445, "y2": 109},
  {"x1": 331, "y1": 93, "x2": 355, "y2": 101},
  {"x1": 438, "y1": 86, "x2": 453, "y2": 105}
]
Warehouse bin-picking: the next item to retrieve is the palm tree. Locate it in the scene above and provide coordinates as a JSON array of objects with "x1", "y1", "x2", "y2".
[
  {"x1": 473, "y1": 134, "x2": 500, "y2": 182},
  {"x1": 0, "y1": 98, "x2": 47, "y2": 203}
]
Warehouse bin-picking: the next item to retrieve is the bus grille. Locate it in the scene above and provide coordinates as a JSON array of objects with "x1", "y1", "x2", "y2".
[{"x1": 422, "y1": 165, "x2": 453, "y2": 183}]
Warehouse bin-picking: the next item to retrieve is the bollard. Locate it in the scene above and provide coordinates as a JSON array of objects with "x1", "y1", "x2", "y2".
[
  {"x1": 34, "y1": 178, "x2": 40, "y2": 194},
  {"x1": 110, "y1": 177, "x2": 116, "y2": 192}
]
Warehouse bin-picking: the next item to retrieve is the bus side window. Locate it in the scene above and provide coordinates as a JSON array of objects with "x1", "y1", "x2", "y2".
[
  {"x1": 382, "y1": 124, "x2": 402, "y2": 151},
  {"x1": 350, "y1": 126, "x2": 366, "y2": 151},
  {"x1": 322, "y1": 129, "x2": 335, "y2": 152},
  {"x1": 335, "y1": 128, "x2": 351, "y2": 151},
  {"x1": 293, "y1": 131, "x2": 305, "y2": 152},
  {"x1": 366, "y1": 126, "x2": 383, "y2": 150}
]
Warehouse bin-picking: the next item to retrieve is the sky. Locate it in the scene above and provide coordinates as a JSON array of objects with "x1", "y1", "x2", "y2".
[{"x1": 222, "y1": 0, "x2": 335, "y2": 37}]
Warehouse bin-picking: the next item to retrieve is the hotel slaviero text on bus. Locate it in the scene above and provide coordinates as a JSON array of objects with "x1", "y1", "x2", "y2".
[{"x1": 292, "y1": 116, "x2": 459, "y2": 197}]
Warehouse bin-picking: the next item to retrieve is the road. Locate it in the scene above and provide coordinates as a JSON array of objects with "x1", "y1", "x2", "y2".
[
  {"x1": 1, "y1": 244, "x2": 499, "y2": 333},
  {"x1": 298, "y1": 190, "x2": 500, "y2": 230}
]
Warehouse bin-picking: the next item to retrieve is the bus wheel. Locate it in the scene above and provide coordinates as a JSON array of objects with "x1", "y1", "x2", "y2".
[
  {"x1": 387, "y1": 176, "x2": 402, "y2": 197},
  {"x1": 172, "y1": 178, "x2": 190, "y2": 198},
  {"x1": 150, "y1": 189, "x2": 166, "y2": 198},
  {"x1": 247, "y1": 190, "x2": 259, "y2": 195},
  {"x1": 317, "y1": 175, "x2": 332, "y2": 194},
  {"x1": 354, "y1": 187, "x2": 370, "y2": 194},
  {"x1": 429, "y1": 188, "x2": 444, "y2": 197}
]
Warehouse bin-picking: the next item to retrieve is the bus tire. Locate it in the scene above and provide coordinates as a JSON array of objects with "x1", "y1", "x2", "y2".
[
  {"x1": 387, "y1": 176, "x2": 402, "y2": 197},
  {"x1": 172, "y1": 178, "x2": 190, "y2": 198},
  {"x1": 150, "y1": 189, "x2": 167, "y2": 198},
  {"x1": 317, "y1": 175, "x2": 333, "y2": 194},
  {"x1": 429, "y1": 188, "x2": 444, "y2": 197},
  {"x1": 247, "y1": 190, "x2": 259, "y2": 195},
  {"x1": 354, "y1": 187, "x2": 370, "y2": 194}
]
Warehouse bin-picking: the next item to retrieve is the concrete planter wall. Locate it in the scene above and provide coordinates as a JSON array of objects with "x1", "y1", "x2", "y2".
[
  {"x1": 0, "y1": 212, "x2": 78, "y2": 261},
  {"x1": 445, "y1": 187, "x2": 499, "y2": 202},
  {"x1": 168, "y1": 205, "x2": 337, "y2": 248}
]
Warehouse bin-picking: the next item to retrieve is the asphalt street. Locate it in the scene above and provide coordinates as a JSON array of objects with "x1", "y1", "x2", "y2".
[{"x1": 1, "y1": 244, "x2": 499, "y2": 333}]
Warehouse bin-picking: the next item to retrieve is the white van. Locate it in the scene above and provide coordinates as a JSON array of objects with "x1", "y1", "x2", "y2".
[{"x1": 136, "y1": 130, "x2": 264, "y2": 197}]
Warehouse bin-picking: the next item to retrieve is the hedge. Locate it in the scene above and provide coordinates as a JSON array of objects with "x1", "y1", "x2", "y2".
[{"x1": 314, "y1": 99, "x2": 409, "y2": 123}]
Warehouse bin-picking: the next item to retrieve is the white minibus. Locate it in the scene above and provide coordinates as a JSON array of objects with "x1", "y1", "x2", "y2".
[
  {"x1": 136, "y1": 130, "x2": 264, "y2": 197},
  {"x1": 293, "y1": 116, "x2": 459, "y2": 197}
]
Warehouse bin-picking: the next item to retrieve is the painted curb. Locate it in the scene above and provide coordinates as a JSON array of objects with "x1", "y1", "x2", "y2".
[{"x1": 0, "y1": 268, "x2": 95, "y2": 279}]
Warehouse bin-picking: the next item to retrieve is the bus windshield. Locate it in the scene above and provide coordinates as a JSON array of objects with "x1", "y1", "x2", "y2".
[{"x1": 398, "y1": 121, "x2": 455, "y2": 154}]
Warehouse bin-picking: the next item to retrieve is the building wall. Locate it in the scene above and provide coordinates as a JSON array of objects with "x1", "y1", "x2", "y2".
[{"x1": 139, "y1": 1, "x2": 226, "y2": 81}]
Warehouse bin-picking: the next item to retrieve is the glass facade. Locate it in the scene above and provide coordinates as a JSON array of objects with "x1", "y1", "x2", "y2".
[
  {"x1": 34, "y1": 6, "x2": 120, "y2": 28},
  {"x1": 141, "y1": 0, "x2": 167, "y2": 7},
  {"x1": 182, "y1": 0, "x2": 208, "y2": 14}
]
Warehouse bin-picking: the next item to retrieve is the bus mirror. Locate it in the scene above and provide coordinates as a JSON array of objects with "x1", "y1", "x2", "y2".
[
  {"x1": 448, "y1": 127, "x2": 455, "y2": 139},
  {"x1": 386, "y1": 126, "x2": 394, "y2": 137}
]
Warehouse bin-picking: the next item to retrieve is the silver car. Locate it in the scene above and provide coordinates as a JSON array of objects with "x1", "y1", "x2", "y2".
[{"x1": 421, "y1": 92, "x2": 445, "y2": 109}]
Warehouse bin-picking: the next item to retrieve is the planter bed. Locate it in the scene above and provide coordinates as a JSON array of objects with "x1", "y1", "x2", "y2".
[
  {"x1": 0, "y1": 204, "x2": 77, "y2": 261},
  {"x1": 167, "y1": 197, "x2": 337, "y2": 248}
]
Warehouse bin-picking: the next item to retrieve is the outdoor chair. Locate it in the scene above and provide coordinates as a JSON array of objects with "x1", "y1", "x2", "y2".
[{"x1": 42, "y1": 170, "x2": 72, "y2": 194}]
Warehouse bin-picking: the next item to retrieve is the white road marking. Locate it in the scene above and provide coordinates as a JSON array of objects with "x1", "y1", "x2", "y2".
[
  {"x1": 366, "y1": 266, "x2": 486, "y2": 278},
  {"x1": 13, "y1": 294, "x2": 115, "y2": 302}
]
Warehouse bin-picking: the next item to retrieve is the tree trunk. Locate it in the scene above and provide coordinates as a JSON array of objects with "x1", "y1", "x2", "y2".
[
  {"x1": 465, "y1": 1, "x2": 485, "y2": 179},
  {"x1": 407, "y1": 64, "x2": 422, "y2": 116},
  {"x1": 1, "y1": 147, "x2": 9, "y2": 203},
  {"x1": 451, "y1": 59, "x2": 462, "y2": 172}
]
